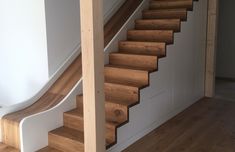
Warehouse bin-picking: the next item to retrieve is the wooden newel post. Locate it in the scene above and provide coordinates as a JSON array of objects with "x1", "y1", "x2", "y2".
[{"x1": 80, "y1": 0, "x2": 106, "y2": 151}]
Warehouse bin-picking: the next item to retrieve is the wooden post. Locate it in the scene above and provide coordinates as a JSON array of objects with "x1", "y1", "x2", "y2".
[
  {"x1": 205, "y1": 0, "x2": 219, "y2": 97},
  {"x1": 80, "y1": 0, "x2": 106, "y2": 151}
]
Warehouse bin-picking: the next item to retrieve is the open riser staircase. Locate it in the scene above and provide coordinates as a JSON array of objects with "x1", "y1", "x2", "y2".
[{"x1": 1, "y1": 0, "x2": 199, "y2": 151}]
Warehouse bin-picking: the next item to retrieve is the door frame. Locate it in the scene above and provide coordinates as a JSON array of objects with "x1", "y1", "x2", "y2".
[{"x1": 205, "y1": 0, "x2": 219, "y2": 97}]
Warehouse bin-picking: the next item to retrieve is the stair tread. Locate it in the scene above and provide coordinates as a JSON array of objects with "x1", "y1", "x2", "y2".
[
  {"x1": 105, "y1": 78, "x2": 148, "y2": 89},
  {"x1": 110, "y1": 52, "x2": 158, "y2": 57},
  {"x1": 76, "y1": 94, "x2": 137, "y2": 108},
  {"x1": 110, "y1": 52, "x2": 159, "y2": 60},
  {"x1": 65, "y1": 109, "x2": 82, "y2": 117},
  {"x1": 64, "y1": 109, "x2": 125, "y2": 126},
  {"x1": 118, "y1": 50, "x2": 165, "y2": 58},
  {"x1": 142, "y1": 8, "x2": 187, "y2": 21},
  {"x1": 128, "y1": 29, "x2": 173, "y2": 32},
  {"x1": 135, "y1": 19, "x2": 181, "y2": 32},
  {"x1": 37, "y1": 146, "x2": 62, "y2": 152},
  {"x1": 49, "y1": 126, "x2": 113, "y2": 147},
  {"x1": 105, "y1": 64, "x2": 151, "y2": 73},
  {"x1": 119, "y1": 41, "x2": 166, "y2": 57},
  {"x1": 109, "y1": 52, "x2": 158, "y2": 71},
  {"x1": 105, "y1": 64, "x2": 150, "y2": 88},
  {"x1": 136, "y1": 18, "x2": 180, "y2": 22},
  {"x1": 49, "y1": 126, "x2": 84, "y2": 143},
  {"x1": 127, "y1": 29, "x2": 174, "y2": 44},
  {"x1": 149, "y1": 0, "x2": 193, "y2": 10},
  {"x1": 120, "y1": 40, "x2": 165, "y2": 45},
  {"x1": 143, "y1": 8, "x2": 187, "y2": 12},
  {"x1": 105, "y1": 80, "x2": 141, "y2": 89}
]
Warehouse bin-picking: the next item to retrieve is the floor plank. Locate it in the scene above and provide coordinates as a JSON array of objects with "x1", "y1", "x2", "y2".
[
  {"x1": 123, "y1": 98, "x2": 235, "y2": 152},
  {"x1": 0, "y1": 143, "x2": 19, "y2": 152},
  {"x1": 215, "y1": 78, "x2": 235, "y2": 101}
]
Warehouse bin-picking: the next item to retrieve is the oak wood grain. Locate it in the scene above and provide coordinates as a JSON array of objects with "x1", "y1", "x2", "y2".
[
  {"x1": 150, "y1": 0, "x2": 193, "y2": 10},
  {"x1": 119, "y1": 41, "x2": 166, "y2": 57},
  {"x1": 143, "y1": 8, "x2": 188, "y2": 21},
  {"x1": 109, "y1": 53, "x2": 158, "y2": 71},
  {"x1": 135, "y1": 19, "x2": 181, "y2": 32},
  {"x1": 124, "y1": 98, "x2": 235, "y2": 152},
  {"x1": 0, "y1": 143, "x2": 19, "y2": 152},
  {"x1": 127, "y1": 30, "x2": 174, "y2": 44}
]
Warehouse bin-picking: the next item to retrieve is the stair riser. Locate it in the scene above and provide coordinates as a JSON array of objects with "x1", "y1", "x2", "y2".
[
  {"x1": 127, "y1": 30, "x2": 174, "y2": 44},
  {"x1": 119, "y1": 41, "x2": 166, "y2": 57},
  {"x1": 76, "y1": 96, "x2": 129, "y2": 123},
  {"x1": 135, "y1": 19, "x2": 181, "y2": 32},
  {"x1": 63, "y1": 114, "x2": 116, "y2": 142},
  {"x1": 48, "y1": 133, "x2": 84, "y2": 152},
  {"x1": 109, "y1": 54, "x2": 158, "y2": 71},
  {"x1": 64, "y1": 114, "x2": 84, "y2": 131},
  {"x1": 149, "y1": 1, "x2": 193, "y2": 10},
  {"x1": 105, "y1": 83, "x2": 139, "y2": 103},
  {"x1": 105, "y1": 102, "x2": 128, "y2": 123},
  {"x1": 105, "y1": 67, "x2": 149, "y2": 87},
  {"x1": 143, "y1": 10, "x2": 187, "y2": 21}
]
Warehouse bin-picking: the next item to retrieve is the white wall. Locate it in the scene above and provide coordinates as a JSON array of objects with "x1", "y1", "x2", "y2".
[
  {"x1": 216, "y1": 0, "x2": 235, "y2": 79},
  {"x1": 45, "y1": 0, "x2": 81, "y2": 76},
  {"x1": 0, "y1": 0, "x2": 125, "y2": 107},
  {"x1": 0, "y1": 0, "x2": 49, "y2": 107},
  {"x1": 45, "y1": 0, "x2": 125, "y2": 76}
]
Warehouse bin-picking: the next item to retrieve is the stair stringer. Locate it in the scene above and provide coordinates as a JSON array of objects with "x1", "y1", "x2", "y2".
[
  {"x1": 0, "y1": 0, "x2": 130, "y2": 145},
  {"x1": 19, "y1": 80, "x2": 82, "y2": 152},
  {"x1": 18, "y1": 1, "x2": 149, "y2": 151},
  {"x1": 107, "y1": 0, "x2": 208, "y2": 151},
  {"x1": 104, "y1": 0, "x2": 150, "y2": 64},
  {"x1": 0, "y1": 46, "x2": 80, "y2": 143}
]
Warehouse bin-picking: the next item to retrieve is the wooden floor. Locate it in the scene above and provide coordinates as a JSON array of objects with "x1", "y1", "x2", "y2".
[
  {"x1": 216, "y1": 78, "x2": 235, "y2": 101},
  {"x1": 0, "y1": 143, "x2": 19, "y2": 152},
  {"x1": 124, "y1": 97, "x2": 235, "y2": 152}
]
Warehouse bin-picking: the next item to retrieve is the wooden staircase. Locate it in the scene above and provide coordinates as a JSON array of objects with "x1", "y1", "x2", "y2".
[{"x1": 38, "y1": 0, "x2": 196, "y2": 151}]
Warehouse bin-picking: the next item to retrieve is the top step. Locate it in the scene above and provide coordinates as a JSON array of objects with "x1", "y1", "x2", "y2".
[{"x1": 149, "y1": 0, "x2": 193, "y2": 10}]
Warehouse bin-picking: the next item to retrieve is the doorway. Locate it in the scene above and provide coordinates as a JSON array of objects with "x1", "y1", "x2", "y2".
[
  {"x1": 215, "y1": 0, "x2": 235, "y2": 101},
  {"x1": 205, "y1": 0, "x2": 235, "y2": 99}
]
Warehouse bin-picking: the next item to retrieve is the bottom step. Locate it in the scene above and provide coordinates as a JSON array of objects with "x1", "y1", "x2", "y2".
[
  {"x1": 41, "y1": 126, "x2": 115, "y2": 152},
  {"x1": 37, "y1": 146, "x2": 62, "y2": 152},
  {"x1": 48, "y1": 127, "x2": 84, "y2": 152}
]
